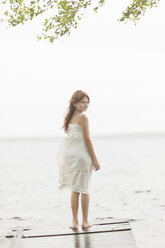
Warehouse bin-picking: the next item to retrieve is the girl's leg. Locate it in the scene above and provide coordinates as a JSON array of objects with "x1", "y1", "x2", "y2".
[
  {"x1": 81, "y1": 193, "x2": 92, "y2": 228},
  {"x1": 70, "y1": 191, "x2": 80, "y2": 229}
]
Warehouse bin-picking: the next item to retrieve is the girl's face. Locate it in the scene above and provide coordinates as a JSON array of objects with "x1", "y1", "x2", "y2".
[{"x1": 74, "y1": 96, "x2": 89, "y2": 112}]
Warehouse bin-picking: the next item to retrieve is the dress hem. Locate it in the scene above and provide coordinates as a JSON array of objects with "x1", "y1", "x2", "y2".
[{"x1": 58, "y1": 184, "x2": 89, "y2": 195}]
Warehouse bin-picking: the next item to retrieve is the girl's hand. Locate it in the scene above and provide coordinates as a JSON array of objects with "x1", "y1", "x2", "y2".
[{"x1": 92, "y1": 160, "x2": 100, "y2": 171}]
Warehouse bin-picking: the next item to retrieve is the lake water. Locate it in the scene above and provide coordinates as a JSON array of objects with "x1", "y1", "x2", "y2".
[{"x1": 0, "y1": 134, "x2": 165, "y2": 248}]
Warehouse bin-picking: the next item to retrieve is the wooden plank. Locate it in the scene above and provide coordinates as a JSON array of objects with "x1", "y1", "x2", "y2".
[
  {"x1": 4, "y1": 218, "x2": 137, "y2": 248},
  {"x1": 6, "y1": 223, "x2": 131, "y2": 239},
  {"x1": 12, "y1": 231, "x2": 137, "y2": 248},
  {"x1": 6, "y1": 218, "x2": 130, "y2": 238},
  {"x1": 94, "y1": 217, "x2": 130, "y2": 224},
  {"x1": 22, "y1": 223, "x2": 131, "y2": 238},
  {"x1": 4, "y1": 227, "x2": 24, "y2": 248}
]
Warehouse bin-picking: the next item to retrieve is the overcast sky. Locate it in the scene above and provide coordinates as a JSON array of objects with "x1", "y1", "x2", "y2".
[{"x1": 0, "y1": 0, "x2": 165, "y2": 138}]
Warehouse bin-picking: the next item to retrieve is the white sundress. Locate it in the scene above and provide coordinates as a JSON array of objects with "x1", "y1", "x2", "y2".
[{"x1": 56, "y1": 113, "x2": 93, "y2": 194}]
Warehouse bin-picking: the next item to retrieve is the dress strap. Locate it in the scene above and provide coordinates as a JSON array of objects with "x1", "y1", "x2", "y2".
[{"x1": 75, "y1": 113, "x2": 83, "y2": 124}]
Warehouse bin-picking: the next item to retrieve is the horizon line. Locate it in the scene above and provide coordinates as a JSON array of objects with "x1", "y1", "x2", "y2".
[{"x1": 0, "y1": 132, "x2": 165, "y2": 140}]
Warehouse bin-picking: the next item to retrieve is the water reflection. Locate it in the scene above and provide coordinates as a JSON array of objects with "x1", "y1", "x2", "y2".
[
  {"x1": 74, "y1": 233, "x2": 91, "y2": 248},
  {"x1": 74, "y1": 234, "x2": 80, "y2": 248},
  {"x1": 83, "y1": 233, "x2": 91, "y2": 248}
]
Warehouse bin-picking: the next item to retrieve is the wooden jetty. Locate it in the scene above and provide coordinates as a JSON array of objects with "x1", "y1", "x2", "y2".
[{"x1": 4, "y1": 217, "x2": 137, "y2": 248}]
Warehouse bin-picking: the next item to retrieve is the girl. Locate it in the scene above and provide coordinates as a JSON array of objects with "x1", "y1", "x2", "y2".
[{"x1": 56, "y1": 90, "x2": 100, "y2": 229}]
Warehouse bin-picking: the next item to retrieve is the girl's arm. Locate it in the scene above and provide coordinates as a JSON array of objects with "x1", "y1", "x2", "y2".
[{"x1": 80, "y1": 115, "x2": 100, "y2": 170}]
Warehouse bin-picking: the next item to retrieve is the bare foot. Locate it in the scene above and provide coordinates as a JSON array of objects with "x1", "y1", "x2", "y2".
[
  {"x1": 82, "y1": 222, "x2": 93, "y2": 229},
  {"x1": 69, "y1": 220, "x2": 78, "y2": 229}
]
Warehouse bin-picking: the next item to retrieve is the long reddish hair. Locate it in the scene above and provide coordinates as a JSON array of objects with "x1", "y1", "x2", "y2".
[{"x1": 62, "y1": 90, "x2": 90, "y2": 133}]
